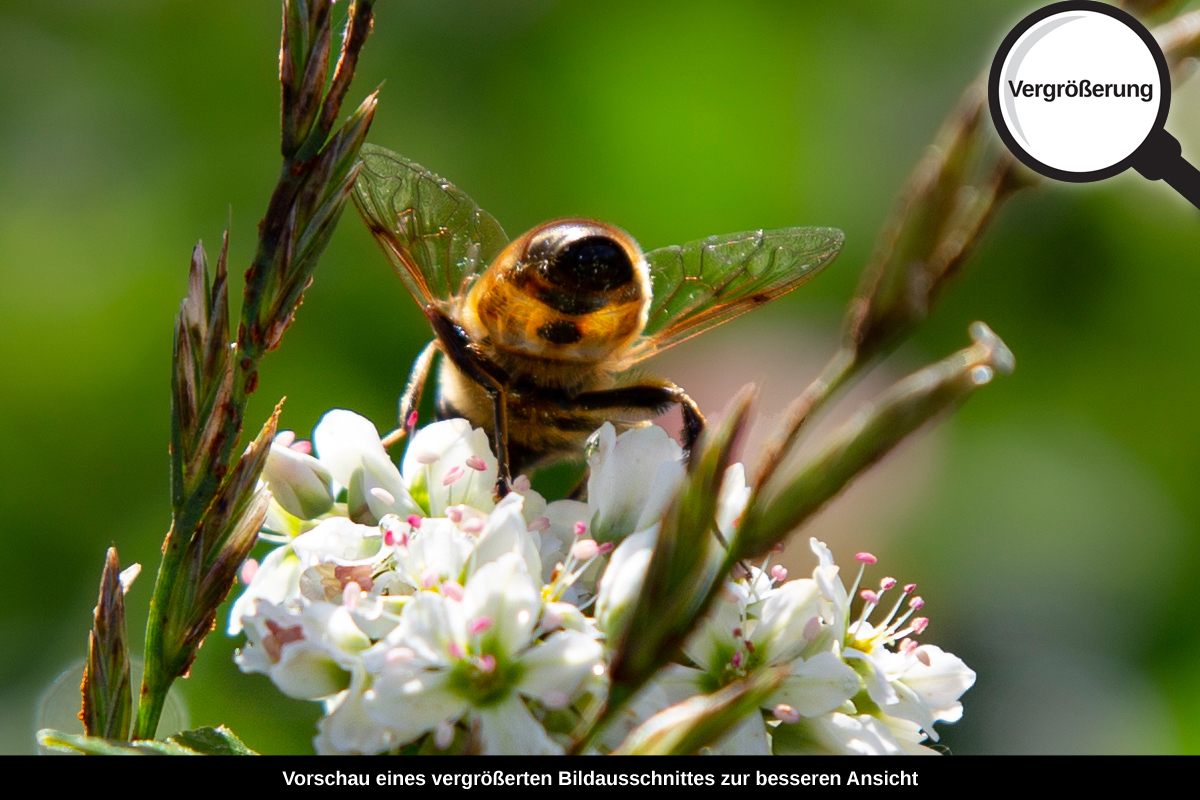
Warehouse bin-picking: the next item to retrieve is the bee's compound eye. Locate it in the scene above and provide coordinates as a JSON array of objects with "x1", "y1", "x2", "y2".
[{"x1": 546, "y1": 236, "x2": 634, "y2": 293}]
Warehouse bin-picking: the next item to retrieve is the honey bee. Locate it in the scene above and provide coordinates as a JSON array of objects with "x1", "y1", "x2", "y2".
[{"x1": 353, "y1": 144, "x2": 843, "y2": 494}]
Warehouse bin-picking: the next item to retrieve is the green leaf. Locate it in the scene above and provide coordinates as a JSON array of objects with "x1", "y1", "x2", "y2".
[
  {"x1": 37, "y1": 726, "x2": 258, "y2": 756},
  {"x1": 38, "y1": 730, "x2": 196, "y2": 756},
  {"x1": 167, "y1": 726, "x2": 259, "y2": 756}
]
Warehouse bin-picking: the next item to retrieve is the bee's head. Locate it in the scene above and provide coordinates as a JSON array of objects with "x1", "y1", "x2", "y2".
[{"x1": 467, "y1": 219, "x2": 651, "y2": 362}]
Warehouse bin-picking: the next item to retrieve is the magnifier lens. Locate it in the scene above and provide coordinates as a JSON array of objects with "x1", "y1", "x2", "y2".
[{"x1": 997, "y1": 10, "x2": 1163, "y2": 175}]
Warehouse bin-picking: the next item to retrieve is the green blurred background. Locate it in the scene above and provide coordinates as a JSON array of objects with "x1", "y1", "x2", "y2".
[{"x1": 3, "y1": 0, "x2": 1199, "y2": 754}]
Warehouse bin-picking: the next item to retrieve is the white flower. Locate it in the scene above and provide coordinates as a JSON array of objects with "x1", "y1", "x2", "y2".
[
  {"x1": 235, "y1": 600, "x2": 371, "y2": 700},
  {"x1": 362, "y1": 553, "x2": 602, "y2": 753},
  {"x1": 632, "y1": 569, "x2": 859, "y2": 754},
  {"x1": 401, "y1": 419, "x2": 498, "y2": 517},
  {"x1": 543, "y1": 423, "x2": 685, "y2": 551},
  {"x1": 312, "y1": 409, "x2": 419, "y2": 523},
  {"x1": 807, "y1": 537, "x2": 975, "y2": 745},
  {"x1": 227, "y1": 409, "x2": 976, "y2": 756}
]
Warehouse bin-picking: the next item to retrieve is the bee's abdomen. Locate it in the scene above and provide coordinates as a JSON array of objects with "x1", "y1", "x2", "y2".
[{"x1": 436, "y1": 359, "x2": 654, "y2": 475}]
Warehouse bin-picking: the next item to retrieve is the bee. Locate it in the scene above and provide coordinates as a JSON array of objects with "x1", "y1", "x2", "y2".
[{"x1": 353, "y1": 144, "x2": 843, "y2": 494}]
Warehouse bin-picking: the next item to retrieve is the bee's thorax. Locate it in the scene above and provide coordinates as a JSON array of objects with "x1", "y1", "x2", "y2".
[{"x1": 459, "y1": 219, "x2": 651, "y2": 381}]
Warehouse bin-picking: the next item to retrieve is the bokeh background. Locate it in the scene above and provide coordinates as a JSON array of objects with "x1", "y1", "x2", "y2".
[{"x1": 2, "y1": 0, "x2": 1199, "y2": 755}]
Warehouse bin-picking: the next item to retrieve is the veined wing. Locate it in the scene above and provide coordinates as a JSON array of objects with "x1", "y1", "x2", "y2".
[
  {"x1": 353, "y1": 143, "x2": 508, "y2": 307},
  {"x1": 625, "y1": 226, "x2": 844, "y2": 361}
]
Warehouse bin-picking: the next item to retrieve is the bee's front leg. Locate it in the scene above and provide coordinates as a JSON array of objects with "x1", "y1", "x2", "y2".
[
  {"x1": 423, "y1": 306, "x2": 514, "y2": 498},
  {"x1": 382, "y1": 339, "x2": 439, "y2": 449},
  {"x1": 573, "y1": 380, "x2": 707, "y2": 453}
]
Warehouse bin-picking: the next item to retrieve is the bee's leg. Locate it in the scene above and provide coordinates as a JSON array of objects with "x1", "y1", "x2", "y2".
[
  {"x1": 572, "y1": 380, "x2": 707, "y2": 452},
  {"x1": 423, "y1": 306, "x2": 514, "y2": 497},
  {"x1": 382, "y1": 339, "x2": 439, "y2": 448},
  {"x1": 490, "y1": 388, "x2": 512, "y2": 497}
]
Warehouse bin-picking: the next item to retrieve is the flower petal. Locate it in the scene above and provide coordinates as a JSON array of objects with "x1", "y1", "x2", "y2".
[
  {"x1": 475, "y1": 695, "x2": 562, "y2": 754},
  {"x1": 770, "y1": 652, "x2": 861, "y2": 717},
  {"x1": 587, "y1": 423, "x2": 684, "y2": 542},
  {"x1": 363, "y1": 665, "x2": 470, "y2": 745},
  {"x1": 470, "y1": 492, "x2": 541, "y2": 578},
  {"x1": 515, "y1": 630, "x2": 602, "y2": 704},
  {"x1": 228, "y1": 545, "x2": 302, "y2": 635},
  {"x1": 462, "y1": 553, "x2": 540, "y2": 660},
  {"x1": 402, "y1": 419, "x2": 497, "y2": 516},
  {"x1": 264, "y1": 442, "x2": 335, "y2": 520}
]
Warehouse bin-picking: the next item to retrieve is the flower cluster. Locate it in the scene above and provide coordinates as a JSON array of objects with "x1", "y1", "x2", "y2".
[{"x1": 229, "y1": 410, "x2": 974, "y2": 754}]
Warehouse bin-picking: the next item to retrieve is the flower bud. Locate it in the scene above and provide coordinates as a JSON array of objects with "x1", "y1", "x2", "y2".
[{"x1": 263, "y1": 440, "x2": 335, "y2": 520}]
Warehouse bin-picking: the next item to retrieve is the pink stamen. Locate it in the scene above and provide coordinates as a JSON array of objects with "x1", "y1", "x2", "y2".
[
  {"x1": 290, "y1": 440, "x2": 312, "y2": 455},
  {"x1": 732, "y1": 627, "x2": 743, "y2": 638},
  {"x1": 406, "y1": 410, "x2": 419, "y2": 428},
  {"x1": 770, "y1": 565, "x2": 788, "y2": 582},
  {"x1": 571, "y1": 539, "x2": 600, "y2": 561},
  {"x1": 860, "y1": 589, "x2": 880, "y2": 605},
  {"x1": 512, "y1": 475, "x2": 532, "y2": 493},
  {"x1": 440, "y1": 581, "x2": 464, "y2": 601},
  {"x1": 385, "y1": 646, "x2": 415, "y2": 664},
  {"x1": 434, "y1": 721, "x2": 454, "y2": 750},
  {"x1": 915, "y1": 648, "x2": 931, "y2": 667},
  {"x1": 597, "y1": 542, "x2": 614, "y2": 555},
  {"x1": 856, "y1": 552, "x2": 877, "y2": 564},
  {"x1": 912, "y1": 617, "x2": 929, "y2": 634},
  {"x1": 528, "y1": 516, "x2": 551, "y2": 532},
  {"x1": 465, "y1": 455, "x2": 487, "y2": 471},
  {"x1": 773, "y1": 542, "x2": 785, "y2": 553},
  {"x1": 477, "y1": 654, "x2": 496, "y2": 674},
  {"x1": 446, "y1": 506, "x2": 464, "y2": 523},
  {"x1": 744, "y1": 639, "x2": 755, "y2": 654},
  {"x1": 421, "y1": 568, "x2": 440, "y2": 589},
  {"x1": 447, "y1": 641, "x2": 465, "y2": 660},
  {"x1": 899, "y1": 638, "x2": 918, "y2": 655},
  {"x1": 731, "y1": 651, "x2": 743, "y2": 669},
  {"x1": 369, "y1": 486, "x2": 395, "y2": 506},
  {"x1": 239, "y1": 558, "x2": 258, "y2": 585},
  {"x1": 383, "y1": 529, "x2": 396, "y2": 547},
  {"x1": 904, "y1": 583, "x2": 917, "y2": 594},
  {"x1": 470, "y1": 616, "x2": 493, "y2": 635},
  {"x1": 542, "y1": 690, "x2": 570, "y2": 710},
  {"x1": 880, "y1": 577, "x2": 897, "y2": 590},
  {"x1": 406, "y1": 514, "x2": 423, "y2": 529},
  {"x1": 909, "y1": 596, "x2": 925, "y2": 610},
  {"x1": 573, "y1": 521, "x2": 587, "y2": 537},
  {"x1": 461, "y1": 518, "x2": 484, "y2": 534},
  {"x1": 442, "y1": 466, "x2": 464, "y2": 486},
  {"x1": 773, "y1": 704, "x2": 801, "y2": 724}
]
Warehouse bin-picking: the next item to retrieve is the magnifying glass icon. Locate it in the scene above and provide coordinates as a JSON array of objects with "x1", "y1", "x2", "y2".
[{"x1": 989, "y1": 0, "x2": 1200, "y2": 209}]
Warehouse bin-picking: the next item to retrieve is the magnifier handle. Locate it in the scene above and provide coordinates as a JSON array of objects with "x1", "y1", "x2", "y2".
[{"x1": 1133, "y1": 128, "x2": 1200, "y2": 212}]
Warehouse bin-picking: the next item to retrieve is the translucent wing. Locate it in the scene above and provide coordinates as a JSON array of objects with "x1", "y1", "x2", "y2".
[
  {"x1": 353, "y1": 143, "x2": 509, "y2": 307},
  {"x1": 626, "y1": 226, "x2": 844, "y2": 360}
]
